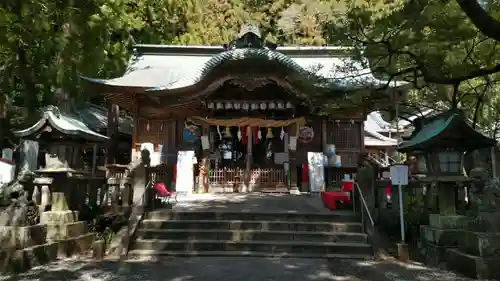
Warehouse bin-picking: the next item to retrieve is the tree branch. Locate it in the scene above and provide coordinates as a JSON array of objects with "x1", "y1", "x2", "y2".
[{"x1": 457, "y1": 0, "x2": 500, "y2": 42}]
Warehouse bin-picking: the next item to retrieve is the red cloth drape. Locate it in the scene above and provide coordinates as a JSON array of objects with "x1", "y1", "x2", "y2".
[
  {"x1": 241, "y1": 126, "x2": 247, "y2": 144},
  {"x1": 254, "y1": 127, "x2": 259, "y2": 144},
  {"x1": 301, "y1": 164, "x2": 309, "y2": 183}
]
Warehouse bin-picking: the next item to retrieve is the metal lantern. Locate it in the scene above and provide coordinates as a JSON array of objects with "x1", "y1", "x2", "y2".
[
  {"x1": 268, "y1": 101, "x2": 276, "y2": 109},
  {"x1": 285, "y1": 102, "x2": 293, "y2": 109},
  {"x1": 242, "y1": 102, "x2": 250, "y2": 111},
  {"x1": 277, "y1": 101, "x2": 285, "y2": 109},
  {"x1": 207, "y1": 102, "x2": 214, "y2": 109},
  {"x1": 251, "y1": 103, "x2": 259, "y2": 110},
  {"x1": 260, "y1": 102, "x2": 267, "y2": 110},
  {"x1": 225, "y1": 102, "x2": 233, "y2": 110},
  {"x1": 233, "y1": 102, "x2": 241, "y2": 110},
  {"x1": 216, "y1": 102, "x2": 224, "y2": 110}
]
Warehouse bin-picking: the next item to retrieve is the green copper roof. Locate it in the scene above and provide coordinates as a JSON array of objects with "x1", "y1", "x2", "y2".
[
  {"x1": 14, "y1": 106, "x2": 109, "y2": 142},
  {"x1": 398, "y1": 111, "x2": 496, "y2": 152}
]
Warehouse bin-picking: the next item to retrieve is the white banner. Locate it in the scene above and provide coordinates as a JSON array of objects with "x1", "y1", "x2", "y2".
[
  {"x1": 307, "y1": 152, "x2": 325, "y2": 193},
  {"x1": 175, "y1": 150, "x2": 195, "y2": 196}
]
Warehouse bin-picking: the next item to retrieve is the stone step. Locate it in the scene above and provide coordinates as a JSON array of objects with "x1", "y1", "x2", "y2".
[
  {"x1": 140, "y1": 219, "x2": 363, "y2": 233},
  {"x1": 127, "y1": 249, "x2": 372, "y2": 260},
  {"x1": 132, "y1": 239, "x2": 373, "y2": 256},
  {"x1": 137, "y1": 229, "x2": 368, "y2": 243},
  {"x1": 146, "y1": 210, "x2": 359, "y2": 223}
]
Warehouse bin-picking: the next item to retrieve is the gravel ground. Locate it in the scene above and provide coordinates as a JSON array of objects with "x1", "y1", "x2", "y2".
[{"x1": 0, "y1": 256, "x2": 483, "y2": 281}]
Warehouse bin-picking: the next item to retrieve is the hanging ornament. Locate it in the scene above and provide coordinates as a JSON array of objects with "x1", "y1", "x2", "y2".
[
  {"x1": 217, "y1": 125, "x2": 222, "y2": 139},
  {"x1": 237, "y1": 126, "x2": 242, "y2": 141},
  {"x1": 280, "y1": 126, "x2": 285, "y2": 140},
  {"x1": 266, "y1": 127, "x2": 274, "y2": 139},
  {"x1": 241, "y1": 126, "x2": 247, "y2": 144},
  {"x1": 224, "y1": 126, "x2": 231, "y2": 138},
  {"x1": 258, "y1": 128, "x2": 262, "y2": 140}
]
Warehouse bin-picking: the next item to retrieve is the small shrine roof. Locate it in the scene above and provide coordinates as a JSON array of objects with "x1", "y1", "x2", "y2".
[
  {"x1": 75, "y1": 102, "x2": 133, "y2": 135},
  {"x1": 14, "y1": 106, "x2": 109, "y2": 142},
  {"x1": 398, "y1": 110, "x2": 496, "y2": 152}
]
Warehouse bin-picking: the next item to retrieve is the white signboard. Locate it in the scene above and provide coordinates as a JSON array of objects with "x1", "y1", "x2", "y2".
[
  {"x1": 390, "y1": 164, "x2": 409, "y2": 186},
  {"x1": 307, "y1": 152, "x2": 325, "y2": 193},
  {"x1": 175, "y1": 150, "x2": 195, "y2": 196}
]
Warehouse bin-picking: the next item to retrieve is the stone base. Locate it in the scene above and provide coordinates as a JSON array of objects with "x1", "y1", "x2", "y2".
[
  {"x1": 397, "y1": 243, "x2": 409, "y2": 261},
  {"x1": 57, "y1": 233, "x2": 93, "y2": 258},
  {"x1": 429, "y1": 214, "x2": 470, "y2": 229},
  {"x1": 420, "y1": 225, "x2": 461, "y2": 247},
  {"x1": 0, "y1": 242, "x2": 58, "y2": 273},
  {"x1": 92, "y1": 240, "x2": 105, "y2": 260},
  {"x1": 46, "y1": 221, "x2": 88, "y2": 241},
  {"x1": 0, "y1": 224, "x2": 47, "y2": 249},
  {"x1": 446, "y1": 248, "x2": 500, "y2": 280},
  {"x1": 40, "y1": 210, "x2": 79, "y2": 224},
  {"x1": 458, "y1": 230, "x2": 500, "y2": 257},
  {"x1": 420, "y1": 242, "x2": 453, "y2": 266},
  {"x1": 289, "y1": 186, "x2": 301, "y2": 195}
]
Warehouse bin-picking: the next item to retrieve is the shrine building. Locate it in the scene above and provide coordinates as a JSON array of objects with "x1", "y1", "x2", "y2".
[{"x1": 81, "y1": 25, "x2": 407, "y2": 193}]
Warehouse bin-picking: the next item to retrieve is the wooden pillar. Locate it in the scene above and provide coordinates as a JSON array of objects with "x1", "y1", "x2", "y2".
[
  {"x1": 244, "y1": 126, "x2": 252, "y2": 192},
  {"x1": 198, "y1": 124, "x2": 210, "y2": 193},
  {"x1": 106, "y1": 102, "x2": 120, "y2": 165},
  {"x1": 321, "y1": 119, "x2": 328, "y2": 189},
  {"x1": 132, "y1": 96, "x2": 139, "y2": 161},
  {"x1": 288, "y1": 123, "x2": 298, "y2": 191}
]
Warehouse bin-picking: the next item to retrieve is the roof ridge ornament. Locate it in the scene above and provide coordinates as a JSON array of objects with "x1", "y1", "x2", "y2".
[{"x1": 224, "y1": 24, "x2": 277, "y2": 51}]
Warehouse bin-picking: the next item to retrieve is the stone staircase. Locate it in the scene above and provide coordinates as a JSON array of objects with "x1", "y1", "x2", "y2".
[{"x1": 128, "y1": 210, "x2": 372, "y2": 259}]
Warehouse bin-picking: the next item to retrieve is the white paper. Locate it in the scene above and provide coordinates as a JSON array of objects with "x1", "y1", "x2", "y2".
[{"x1": 201, "y1": 136, "x2": 210, "y2": 150}]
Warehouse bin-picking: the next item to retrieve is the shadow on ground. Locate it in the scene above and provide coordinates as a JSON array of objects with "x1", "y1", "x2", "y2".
[
  {"x1": 170, "y1": 193, "x2": 334, "y2": 213},
  {"x1": 0, "y1": 256, "x2": 486, "y2": 281}
]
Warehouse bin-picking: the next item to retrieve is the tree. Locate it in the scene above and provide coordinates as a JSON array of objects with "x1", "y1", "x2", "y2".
[{"x1": 327, "y1": 0, "x2": 500, "y2": 128}]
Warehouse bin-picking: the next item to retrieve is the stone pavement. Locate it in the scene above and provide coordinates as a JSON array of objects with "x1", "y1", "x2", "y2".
[
  {"x1": 0, "y1": 256, "x2": 486, "y2": 281},
  {"x1": 169, "y1": 193, "x2": 334, "y2": 213}
]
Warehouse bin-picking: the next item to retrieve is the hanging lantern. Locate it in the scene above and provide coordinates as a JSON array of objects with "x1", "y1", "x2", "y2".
[
  {"x1": 285, "y1": 102, "x2": 293, "y2": 109},
  {"x1": 224, "y1": 127, "x2": 231, "y2": 138},
  {"x1": 233, "y1": 102, "x2": 241, "y2": 110},
  {"x1": 242, "y1": 102, "x2": 250, "y2": 111},
  {"x1": 207, "y1": 102, "x2": 214, "y2": 109},
  {"x1": 280, "y1": 126, "x2": 285, "y2": 140},
  {"x1": 277, "y1": 101, "x2": 285, "y2": 109},
  {"x1": 260, "y1": 102, "x2": 267, "y2": 110},
  {"x1": 251, "y1": 103, "x2": 259, "y2": 110},
  {"x1": 268, "y1": 101, "x2": 276, "y2": 109},
  {"x1": 216, "y1": 102, "x2": 224, "y2": 110},
  {"x1": 225, "y1": 102, "x2": 233, "y2": 109},
  {"x1": 266, "y1": 128, "x2": 274, "y2": 139}
]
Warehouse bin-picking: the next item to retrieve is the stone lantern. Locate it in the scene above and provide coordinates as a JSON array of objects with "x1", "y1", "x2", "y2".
[{"x1": 398, "y1": 110, "x2": 497, "y2": 264}]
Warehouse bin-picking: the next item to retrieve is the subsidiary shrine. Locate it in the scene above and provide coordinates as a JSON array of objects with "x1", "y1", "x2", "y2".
[{"x1": 81, "y1": 25, "x2": 406, "y2": 193}]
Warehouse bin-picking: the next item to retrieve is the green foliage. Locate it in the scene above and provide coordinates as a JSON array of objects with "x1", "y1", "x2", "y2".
[{"x1": 2, "y1": 0, "x2": 500, "y2": 133}]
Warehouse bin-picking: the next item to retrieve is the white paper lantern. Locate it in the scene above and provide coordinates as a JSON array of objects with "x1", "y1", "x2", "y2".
[
  {"x1": 268, "y1": 101, "x2": 276, "y2": 109},
  {"x1": 216, "y1": 102, "x2": 224, "y2": 110},
  {"x1": 225, "y1": 102, "x2": 233, "y2": 109},
  {"x1": 207, "y1": 102, "x2": 214, "y2": 109},
  {"x1": 277, "y1": 101, "x2": 285, "y2": 109},
  {"x1": 260, "y1": 102, "x2": 267, "y2": 110},
  {"x1": 285, "y1": 102, "x2": 293, "y2": 109},
  {"x1": 233, "y1": 102, "x2": 241, "y2": 110},
  {"x1": 242, "y1": 102, "x2": 250, "y2": 111},
  {"x1": 251, "y1": 103, "x2": 259, "y2": 110}
]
